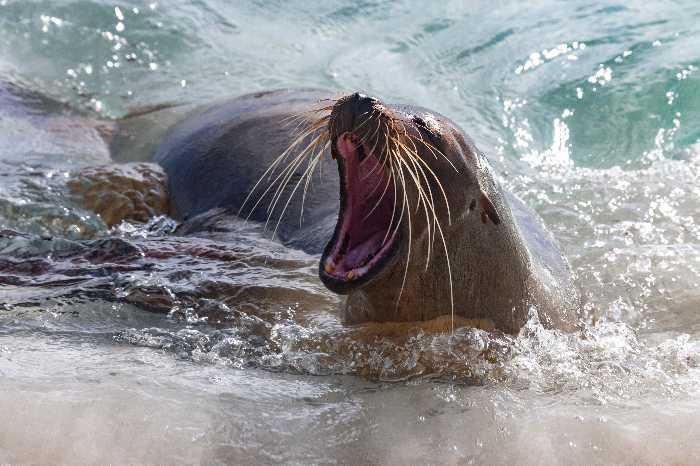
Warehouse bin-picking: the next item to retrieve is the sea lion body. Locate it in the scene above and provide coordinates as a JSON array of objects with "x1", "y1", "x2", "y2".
[
  {"x1": 147, "y1": 89, "x2": 580, "y2": 333},
  {"x1": 151, "y1": 89, "x2": 339, "y2": 253},
  {"x1": 0, "y1": 81, "x2": 579, "y2": 333}
]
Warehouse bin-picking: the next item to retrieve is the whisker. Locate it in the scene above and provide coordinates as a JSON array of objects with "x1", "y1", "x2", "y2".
[
  {"x1": 352, "y1": 109, "x2": 376, "y2": 133},
  {"x1": 393, "y1": 159, "x2": 412, "y2": 314},
  {"x1": 381, "y1": 131, "x2": 399, "y2": 246},
  {"x1": 272, "y1": 148, "x2": 321, "y2": 238},
  {"x1": 360, "y1": 114, "x2": 390, "y2": 181},
  {"x1": 357, "y1": 109, "x2": 380, "y2": 145},
  {"x1": 244, "y1": 126, "x2": 327, "y2": 229},
  {"x1": 239, "y1": 119, "x2": 329, "y2": 217},
  {"x1": 413, "y1": 132, "x2": 458, "y2": 172},
  {"x1": 399, "y1": 129, "x2": 456, "y2": 332},
  {"x1": 361, "y1": 166, "x2": 394, "y2": 222},
  {"x1": 245, "y1": 97, "x2": 458, "y2": 332},
  {"x1": 399, "y1": 147, "x2": 436, "y2": 264},
  {"x1": 266, "y1": 131, "x2": 328, "y2": 222},
  {"x1": 397, "y1": 124, "x2": 453, "y2": 227},
  {"x1": 299, "y1": 140, "x2": 330, "y2": 226},
  {"x1": 385, "y1": 120, "x2": 456, "y2": 332},
  {"x1": 392, "y1": 142, "x2": 434, "y2": 268}
]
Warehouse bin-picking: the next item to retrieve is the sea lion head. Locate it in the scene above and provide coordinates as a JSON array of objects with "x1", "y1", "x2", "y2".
[{"x1": 319, "y1": 92, "x2": 506, "y2": 323}]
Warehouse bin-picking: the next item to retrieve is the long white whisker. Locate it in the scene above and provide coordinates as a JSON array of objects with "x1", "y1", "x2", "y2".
[
  {"x1": 393, "y1": 160, "x2": 412, "y2": 314},
  {"x1": 240, "y1": 120, "x2": 327, "y2": 218},
  {"x1": 265, "y1": 132, "x2": 328, "y2": 227},
  {"x1": 299, "y1": 141, "x2": 330, "y2": 226}
]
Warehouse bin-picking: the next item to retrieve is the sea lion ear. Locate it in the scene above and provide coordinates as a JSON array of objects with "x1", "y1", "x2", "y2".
[{"x1": 479, "y1": 192, "x2": 501, "y2": 225}]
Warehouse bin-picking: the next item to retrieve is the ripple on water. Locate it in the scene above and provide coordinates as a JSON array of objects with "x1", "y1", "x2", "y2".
[
  {"x1": 3, "y1": 213, "x2": 699, "y2": 402},
  {"x1": 2, "y1": 1, "x2": 700, "y2": 462}
]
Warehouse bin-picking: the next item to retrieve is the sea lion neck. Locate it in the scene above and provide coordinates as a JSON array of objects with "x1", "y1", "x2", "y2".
[{"x1": 343, "y1": 187, "x2": 538, "y2": 333}]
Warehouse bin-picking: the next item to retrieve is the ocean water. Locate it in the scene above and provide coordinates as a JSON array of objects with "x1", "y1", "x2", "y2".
[{"x1": 1, "y1": 1, "x2": 700, "y2": 464}]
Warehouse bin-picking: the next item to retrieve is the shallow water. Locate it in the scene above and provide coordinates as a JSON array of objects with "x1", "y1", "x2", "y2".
[{"x1": 1, "y1": 0, "x2": 700, "y2": 464}]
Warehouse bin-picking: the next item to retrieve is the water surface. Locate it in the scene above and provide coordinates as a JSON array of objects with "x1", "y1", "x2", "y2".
[{"x1": 1, "y1": 0, "x2": 700, "y2": 464}]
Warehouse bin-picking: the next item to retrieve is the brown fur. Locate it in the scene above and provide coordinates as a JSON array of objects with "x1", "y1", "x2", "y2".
[
  {"x1": 326, "y1": 94, "x2": 580, "y2": 333},
  {"x1": 146, "y1": 89, "x2": 580, "y2": 334}
]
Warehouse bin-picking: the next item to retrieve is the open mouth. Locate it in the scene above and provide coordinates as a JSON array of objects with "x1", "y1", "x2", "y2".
[{"x1": 320, "y1": 132, "x2": 400, "y2": 293}]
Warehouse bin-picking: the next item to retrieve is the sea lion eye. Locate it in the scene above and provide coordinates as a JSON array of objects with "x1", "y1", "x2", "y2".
[
  {"x1": 412, "y1": 115, "x2": 428, "y2": 128},
  {"x1": 412, "y1": 115, "x2": 439, "y2": 144}
]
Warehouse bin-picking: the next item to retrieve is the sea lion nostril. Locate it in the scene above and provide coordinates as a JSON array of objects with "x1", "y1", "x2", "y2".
[
  {"x1": 351, "y1": 92, "x2": 371, "y2": 102},
  {"x1": 349, "y1": 92, "x2": 377, "y2": 115},
  {"x1": 330, "y1": 93, "x2": 379, "y2": 138}
]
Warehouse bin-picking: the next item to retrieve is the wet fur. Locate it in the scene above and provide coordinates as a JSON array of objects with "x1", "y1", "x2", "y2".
[{"x1": 139, "y1": 89, "x2": 579, "y2": 333}]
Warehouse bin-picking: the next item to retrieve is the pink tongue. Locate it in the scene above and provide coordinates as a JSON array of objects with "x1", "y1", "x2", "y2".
[{"x1": 330, "y1": 132, "x2": 394, "y2": 275}]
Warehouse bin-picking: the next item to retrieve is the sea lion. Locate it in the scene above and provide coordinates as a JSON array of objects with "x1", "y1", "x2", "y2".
[{"x1": 148, "y1": 89, "x2": 580, "y2": 333}]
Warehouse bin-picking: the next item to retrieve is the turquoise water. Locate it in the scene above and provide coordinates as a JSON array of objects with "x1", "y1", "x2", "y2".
[
  {"x1": 1, "y1": 1, "x2": 700, "y2": 464},
  {"x1": 3, "y1": 0, "x2": 699, "y2": 166}
]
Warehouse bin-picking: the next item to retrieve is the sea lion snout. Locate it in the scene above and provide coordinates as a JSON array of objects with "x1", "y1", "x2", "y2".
[
  {"x1": 340, "y1": 92, "x2": 378, "y2": 114},
  {"x1": 321, "y1": 93, "x2": 402, "y2": 294},
  {"x1": 329, "y1": 92, "x2": 380, "y2": 142}
]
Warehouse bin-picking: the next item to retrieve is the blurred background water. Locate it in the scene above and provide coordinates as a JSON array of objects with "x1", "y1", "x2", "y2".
[{"x1": 1, "y1": 1, "x2": 700, "y2": 464}]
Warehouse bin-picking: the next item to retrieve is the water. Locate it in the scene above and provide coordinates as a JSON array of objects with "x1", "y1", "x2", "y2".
[{"x1": 1, "y1": 0, "x2": 700, "y2": 464}]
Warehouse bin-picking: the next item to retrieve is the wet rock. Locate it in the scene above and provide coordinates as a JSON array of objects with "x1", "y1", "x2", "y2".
[
  {"x1": 174, "y1": 207, "x2": 232, "y2": 235},
  {"x1": 83, "y1": 237, "x2": 144, "y2": 263},
  {"x1": 0, "y1": 257, "x2": 51, "y2": 275},
  {"x1": 68, "y1": 162, "x2": 169, "y2": 226},
  {"x1": 119, "y1": 286, "x2": 178, "y2": 313}
]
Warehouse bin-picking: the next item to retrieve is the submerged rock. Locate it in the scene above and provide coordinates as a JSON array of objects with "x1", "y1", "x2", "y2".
[{"x1": 68, "y1": 162, "x2": 169, "y2": 226}]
